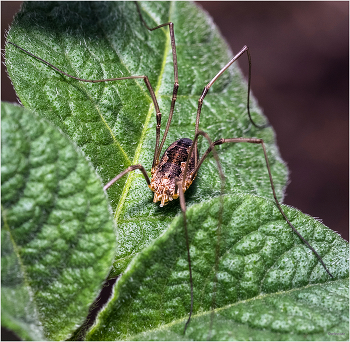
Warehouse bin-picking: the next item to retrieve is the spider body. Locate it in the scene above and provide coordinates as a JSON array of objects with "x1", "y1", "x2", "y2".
[{"x1": 150, "y1": 138, "x2": 198, "y2": 207}]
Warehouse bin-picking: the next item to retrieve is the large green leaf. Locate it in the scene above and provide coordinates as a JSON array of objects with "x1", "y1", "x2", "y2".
[
  {"x1": 6, "y1": 2, "x2": 288, "y2": 274},
  {"x1": 86, "y1": 194, "x2": 348, "y2": 341},
  {"x1": 1, "y1": 102, "x2": 116, "y2": 340}
]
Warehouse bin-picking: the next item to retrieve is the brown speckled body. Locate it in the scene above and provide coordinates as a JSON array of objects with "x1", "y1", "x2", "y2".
[{"x1": 150, "y1": 138, "x2": 197, "y2": 207}]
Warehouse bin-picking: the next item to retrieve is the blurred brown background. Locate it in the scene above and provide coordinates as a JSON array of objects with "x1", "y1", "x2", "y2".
[
  {"x1": 2, "y1": 1, "x2": 348, "y2": 244},
  {"x1": 197, "y1": 1, "x2": 349, "y2": 242}
]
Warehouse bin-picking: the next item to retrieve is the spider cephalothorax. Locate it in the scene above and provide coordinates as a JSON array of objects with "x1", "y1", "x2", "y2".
[{"x1": 150, "y1": 138, "x2": 198, "y2": 207}]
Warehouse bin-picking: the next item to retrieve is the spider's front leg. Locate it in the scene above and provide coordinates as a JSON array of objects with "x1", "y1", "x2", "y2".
[
  {"x1": 196, "y1": 135, "x2": 334, "y2": 279},
  {"x1": 103, "y1": 164, "x2": 151, "y2": 191},
  {"x1": 134, "y1": 1, "x2": 180, "y2": 168}
]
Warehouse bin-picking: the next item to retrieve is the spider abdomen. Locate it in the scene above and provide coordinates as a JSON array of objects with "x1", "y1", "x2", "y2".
[{"x1": 150, "y1": 138, "x2": 197, "y2": 207}]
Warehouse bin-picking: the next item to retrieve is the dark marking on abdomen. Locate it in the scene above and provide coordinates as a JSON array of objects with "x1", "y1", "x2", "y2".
[{"x1": 158, "y1": 138, "x2": 196, "y2": 178}]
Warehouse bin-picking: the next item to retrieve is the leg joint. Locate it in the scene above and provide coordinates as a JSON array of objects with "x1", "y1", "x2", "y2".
[
  {"x1": 156, "y1": 112, "x2": 161, "y2": 125},
  {"x1": 200, "y1": 86, "x2": 209, "y2": 102}
]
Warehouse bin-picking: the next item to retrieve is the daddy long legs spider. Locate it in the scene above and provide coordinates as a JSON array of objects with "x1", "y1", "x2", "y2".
[{"x1": 6, "y1": 1, "x2": 334, "y2": 335}]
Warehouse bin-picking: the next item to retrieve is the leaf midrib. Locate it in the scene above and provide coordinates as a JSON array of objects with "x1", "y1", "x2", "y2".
[{"x1": 113, "y1": 1, "x2": 174, "y2": 222}]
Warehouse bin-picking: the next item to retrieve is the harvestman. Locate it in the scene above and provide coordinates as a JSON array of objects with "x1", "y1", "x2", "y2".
[{"x1": 8, "y1": 1, "x2": 333, "y2": 334}]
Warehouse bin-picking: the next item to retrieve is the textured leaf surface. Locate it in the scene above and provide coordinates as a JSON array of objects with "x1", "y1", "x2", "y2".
[
  {"x1": 1, "y1": 102, "x2": 116, "y2": 340},
  {"x1": 6, "y1": 1, "x2": 288, "y2": 274},
  {"x1": 86, "y1": 194, "x2": 349, "y2": 340},
  {"x1": 133, "y1": 279, "x2": 349, "y2": 341}
]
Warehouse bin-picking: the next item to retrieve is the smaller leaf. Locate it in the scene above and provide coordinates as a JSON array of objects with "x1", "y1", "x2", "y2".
[
  {"x1": 1, "y1": 102, "x2": 116, "y2": 341},
  {"x1": 86, "y1": 194, "x2": 348, "y2": 341}
]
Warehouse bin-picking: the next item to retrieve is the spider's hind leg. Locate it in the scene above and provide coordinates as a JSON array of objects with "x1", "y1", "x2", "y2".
[
  {"x1": 134, "y1": 1, "x2": 180, "y2": 165},
  {"x1": 180, "y1": 130, "x2": 333, "y2": 337},
  {"x1": 194, "y1": 135, "x2": 334, "y2": 279}
]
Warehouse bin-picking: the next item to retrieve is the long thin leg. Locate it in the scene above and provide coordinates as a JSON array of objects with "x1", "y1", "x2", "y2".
[
  {"x1": 245, "y1": 49, "x2": 268, "y2": 129},
  {"x1": 175, "y1": 179, "x2": 194, "y2": 335},
  {"x1": 176, "y1": 131, "x2": 226, "y2": 335},
  {"x1": 135, "y1": 2, "x2": 179, "y2": 166},
  {"x1": 103, "y1": 164, "x2": 150, "y2": 191},
  {"x1": 7, "y1": 41, "x2": 163, "y2": 170},
  {"x1": 194, "y1": 46, "x2": 268, "y2": 165},
  {"x1": 192, "y1": 135, "x2": 333, "y2": 278}
]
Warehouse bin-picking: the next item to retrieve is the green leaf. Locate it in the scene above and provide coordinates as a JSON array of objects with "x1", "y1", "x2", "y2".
[
  {"x1": 6, "y1": 2, "x2": 288, "y2": 274},
  {"x1": 1, "y1": 102, "x2": 116, "y2": 340},
  {"x1": 86, "y1": 194, "x2": 348, "y2": 341}
]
